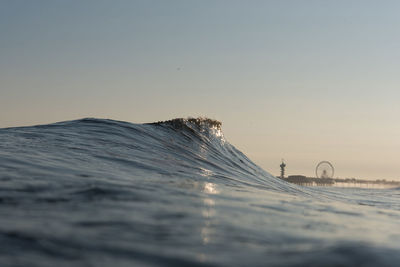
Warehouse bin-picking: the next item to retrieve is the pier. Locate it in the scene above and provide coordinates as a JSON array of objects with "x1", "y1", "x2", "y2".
[{"x1": 278, "y1": 175, "x2": 400, "y2": 188}]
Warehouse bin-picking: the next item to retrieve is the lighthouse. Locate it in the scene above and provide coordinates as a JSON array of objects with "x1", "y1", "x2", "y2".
[{"x1": 280, "y1": 159, "x2": 286, "y2": 179}]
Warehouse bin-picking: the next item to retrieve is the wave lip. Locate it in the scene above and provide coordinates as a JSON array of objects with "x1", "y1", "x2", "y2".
[{"x1": 150, "y1": 117, "x2": 222, "y2": 129}]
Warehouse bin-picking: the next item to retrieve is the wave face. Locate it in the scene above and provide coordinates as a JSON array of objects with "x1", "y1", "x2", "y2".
[{"x1": 1, "y1": 118, "x2": 400, "y2": 266}]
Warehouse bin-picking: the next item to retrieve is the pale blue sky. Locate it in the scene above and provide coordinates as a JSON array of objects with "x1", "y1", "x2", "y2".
[{"x1": 1, "y1": 1, "x2": 400, "y2": 180}]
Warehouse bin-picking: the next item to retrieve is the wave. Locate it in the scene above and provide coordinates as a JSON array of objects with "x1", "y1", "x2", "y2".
[{"x1": 0, "y1": 117, "x2": 301, "y2": 194}]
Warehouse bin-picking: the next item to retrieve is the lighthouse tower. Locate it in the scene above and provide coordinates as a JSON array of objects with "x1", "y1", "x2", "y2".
[{"x1": 280, "y1": 159, "x2": 286, "y2": 179}]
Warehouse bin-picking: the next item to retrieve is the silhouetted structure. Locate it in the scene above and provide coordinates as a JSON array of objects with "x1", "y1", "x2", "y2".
[
  {"x1": 315, "y1": 161, "x2": 334, "y2": 178},
  {"x1": 280, "y1": 159, "x2": 286, "y2": 179},
  {"x1": 287, "y1": 175, "x2": 308, "y2": 184}
]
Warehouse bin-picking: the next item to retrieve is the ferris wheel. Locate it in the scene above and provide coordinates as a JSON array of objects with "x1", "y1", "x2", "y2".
[{"x1": 315, "y1": 161, "x2": 334, "y2": 178}]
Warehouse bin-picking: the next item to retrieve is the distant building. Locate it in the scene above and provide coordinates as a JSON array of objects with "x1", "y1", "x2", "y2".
[{"x1": 287, "y1": 175, "x2": 308, "y2": 183}]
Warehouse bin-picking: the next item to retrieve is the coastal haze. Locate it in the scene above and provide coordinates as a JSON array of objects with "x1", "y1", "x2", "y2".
[{"x1": 1, "y1": 1, "x2": 400, "y2": 180}]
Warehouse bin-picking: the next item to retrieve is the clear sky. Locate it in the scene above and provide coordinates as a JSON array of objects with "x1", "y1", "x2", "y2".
[{"x1": 1, "y1": 1, "x2": 400, "y2": 180}]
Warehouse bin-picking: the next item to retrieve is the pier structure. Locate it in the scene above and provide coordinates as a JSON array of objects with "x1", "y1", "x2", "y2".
[{"x1": 277, "y1": 160, "x2": 400, "y2": 188}]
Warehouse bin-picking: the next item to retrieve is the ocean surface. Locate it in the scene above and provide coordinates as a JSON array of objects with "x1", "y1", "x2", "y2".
[{"x1": 0, "y1": 118, "x2": 399, "y2": 267}]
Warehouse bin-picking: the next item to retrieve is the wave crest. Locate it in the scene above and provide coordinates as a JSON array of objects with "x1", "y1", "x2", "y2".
[{"x1": 150, "y1": 117, "x2": 221, "y2": 130}]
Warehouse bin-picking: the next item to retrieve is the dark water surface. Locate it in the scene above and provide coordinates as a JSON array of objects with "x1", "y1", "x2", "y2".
[{"x1": 0, "y1": 118, "x2": 399, "y2": 267}]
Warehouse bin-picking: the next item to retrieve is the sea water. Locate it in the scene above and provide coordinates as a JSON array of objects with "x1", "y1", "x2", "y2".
[{"x1": 0, "y1": 118, "x2": 399, "y2": 266}]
